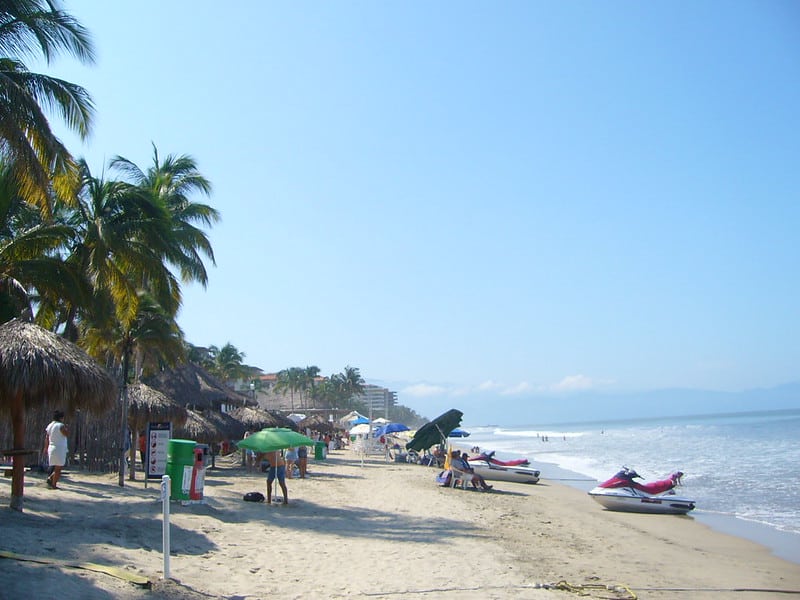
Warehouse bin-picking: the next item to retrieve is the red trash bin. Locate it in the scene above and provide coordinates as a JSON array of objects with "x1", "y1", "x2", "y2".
[{"x1": 189, "y1": 446, "x2": 205, "y2": 501}]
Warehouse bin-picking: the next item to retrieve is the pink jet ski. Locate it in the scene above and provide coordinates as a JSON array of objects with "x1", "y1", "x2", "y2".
[
  {"x1": 467, "y1": 450, "x2": 530, "y2": 467},
  {"x1": 588, "y1": 467, "x2": 695, "y2": 514}
]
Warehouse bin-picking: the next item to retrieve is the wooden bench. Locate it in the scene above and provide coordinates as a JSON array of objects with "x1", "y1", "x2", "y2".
[{"x1": 1, "y1": 465, "x2": 35, "y2": 477}]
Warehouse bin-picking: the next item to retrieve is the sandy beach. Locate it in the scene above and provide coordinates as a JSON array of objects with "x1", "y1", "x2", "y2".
[{"x1": 1, "y1": 450, "x2": 798, "y2": 600}]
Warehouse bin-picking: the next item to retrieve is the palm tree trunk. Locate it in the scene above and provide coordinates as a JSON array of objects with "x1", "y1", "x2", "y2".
[
  {"x1": 10, "y1": 390, "x2": 25, "y2": 511},
  {"x1": 118, "y1": 341, "x2": 131, "y2": 487}
]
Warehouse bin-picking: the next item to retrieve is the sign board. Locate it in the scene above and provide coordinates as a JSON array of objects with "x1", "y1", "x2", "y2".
[{"x1": 146, "y1": 422, "x2": 172, "y2": 479}]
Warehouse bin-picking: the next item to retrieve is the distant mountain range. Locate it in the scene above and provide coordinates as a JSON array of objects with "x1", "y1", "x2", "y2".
[{"x1": 461, "y1": 382, "x2": 800, "y2": 427}]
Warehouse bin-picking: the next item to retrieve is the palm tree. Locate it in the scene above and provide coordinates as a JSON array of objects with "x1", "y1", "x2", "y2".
[
  {"x1": 340, "y1": 365, "x2": 365, "y2": 399},
  {"x1": 302, "y1": 365, "x2": 320, "y2": 408},
  {"x1": 0, "y1": 164, "x2": 83, "y2": 323},
  {"x1": 81, "y1": 291, "x2": 185, "y2": 382},
  {"x1": 0, "y1": 0, "x2": 95, "y2": 216},
  {"x1": 275, "y1": 367, "x2": 305, "y2": 411},
  {"x1": 309, "y1": 377, "x2": 344, "y2": 410},
  {"x1": 53, "y1": 160, "x2": 179, "y2": 339},
  {"x1": 207, "y1": 342, "x2": 246, "y2": 382},
  {"x1": 80, "y1": 289, "x2": 184, "y2": 484},
  {"x1": 110, "y1": 145, "x2": 219, "y2": 288}
]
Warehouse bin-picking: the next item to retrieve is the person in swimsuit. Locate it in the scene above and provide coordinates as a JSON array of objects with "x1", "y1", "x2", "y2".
[{"x1": 261, "y1": 450, "x2": 288, "y2": 504}]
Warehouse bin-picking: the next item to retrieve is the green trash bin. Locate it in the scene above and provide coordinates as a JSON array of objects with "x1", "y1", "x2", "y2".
[
  {"x1": 314, "y1": 441, "x2": 326, "y2": 460},
  {"x1": 166, "y1": 439, "x2": 196, "y2": 501}
]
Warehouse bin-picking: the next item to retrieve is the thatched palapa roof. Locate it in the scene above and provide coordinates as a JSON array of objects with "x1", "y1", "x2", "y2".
[
  {"x1": 143, "y1": 363, "x2": 251, "y2": 411},
  {"x1": 0, "y1": 319, "x2": 118, "y2": 511},
  {"x1": 298, "y1": 413, "x2": 334, "y2": 432},
  {"x1": 0, "y1": 319, "x2": 117, "y2": 417},
  {"x1": 229, "y1": 406, "x2": 297, "y2": 431},
  {"x1": 203, "y1": 409, "x2": 246, "y2": 440},
  {"x1": 126, "y1": 382, "x2": 188, "y2": 431},
  {"x1": 174, "y1": 410, "x2": 226, "y2": 443},
  {"x1": 173, "y1": 409, "x2": 250, "y2": 443}
]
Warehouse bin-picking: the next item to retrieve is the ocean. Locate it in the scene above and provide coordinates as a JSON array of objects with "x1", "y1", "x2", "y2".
[{"x1": 460, "y1": 408, "x2": 800, "y2": 564}]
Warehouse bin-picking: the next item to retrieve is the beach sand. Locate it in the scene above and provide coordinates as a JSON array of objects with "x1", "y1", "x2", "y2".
[{"x1": 1, "y1": 451, "x2": 798, "y2": 600}]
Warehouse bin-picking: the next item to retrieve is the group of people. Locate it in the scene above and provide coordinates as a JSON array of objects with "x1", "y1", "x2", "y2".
[
  {"x1": 449, "y1": 449, "x2": 493, "y2": 491},
  {"x1": 283, "y1": 446, "x2": 308, "y2": 479}
]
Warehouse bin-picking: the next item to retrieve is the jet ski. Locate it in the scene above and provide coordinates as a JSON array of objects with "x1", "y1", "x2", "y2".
[
  {"x1": 467, "y1": 450, "x2": 530, "y2": 467},
  {"x1": 588, "y1": 467, "x2": 695, "y2": 514},
  {"x1": 470, "y1": 461, "x2": 540, "y2": 484}
]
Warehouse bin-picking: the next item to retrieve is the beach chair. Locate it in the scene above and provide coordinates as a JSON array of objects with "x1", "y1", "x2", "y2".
[{"x1": 449, "y1": 465, "x2": 472, "y2": 490}]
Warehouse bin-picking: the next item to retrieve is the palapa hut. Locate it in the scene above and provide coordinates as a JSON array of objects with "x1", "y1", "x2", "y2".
[
  {"x1": 126, "y1": 382, "x2": 188, "y2": 480},
  {"x1": 229, "y1": 406, "x2": 297, "y2": 432},
  {"x1": 202, "y1": 409, "x2": 247, "y2": 442},
  {"x1": 143, "y1": 363, "x2": 252, "y2": 411},
  {"x1": 0, "y1": 319, "x2": 117, "y2": 511},
  {"x1": 298, "y1": 413, "x2": 334, "y2": 434},
  {"x1": 174, "y1": 410, "x2": 228, "y2": 445}
]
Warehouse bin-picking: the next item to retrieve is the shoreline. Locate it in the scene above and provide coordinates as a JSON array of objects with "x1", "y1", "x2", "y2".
[
  {"x1": 543, "y1": 458, "x2": 800, "y2": 566},
  {"x1": 454, "y1": 441, "x2": 800, "y2": 566},
  {"x1": 2, "y1": 450, "x2": 799, "y2": 599}
]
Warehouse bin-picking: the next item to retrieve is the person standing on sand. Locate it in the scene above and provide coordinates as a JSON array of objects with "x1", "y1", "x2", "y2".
[
  {"x1": 296, "y1": 445, "x2": 308, "y2": 478},
  {"x1": 261, "y1": 449, "x2": 288, "y2": 504},
  {"x1": 285, "y1": 447, "x2": 298, "y2": 478},
  {"x1": 43, "y1": 411, "x2": 68, "y2": 489}
]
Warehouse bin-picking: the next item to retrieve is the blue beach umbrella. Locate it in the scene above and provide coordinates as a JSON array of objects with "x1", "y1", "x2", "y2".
[
  {"x1": 351, "y1": 416, "x2": 370, "y2": 425},
  {"x1": 449, "y1": 428, "x2": 470, "y2": 438},
  {"x1": 373, "y1": 423, "x2": 410, "y2": 437}
]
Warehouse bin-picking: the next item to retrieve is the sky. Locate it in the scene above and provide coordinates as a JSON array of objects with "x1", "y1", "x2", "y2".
[{"x1": 44, "y1": 1, "x2": 800, "y2": 423}]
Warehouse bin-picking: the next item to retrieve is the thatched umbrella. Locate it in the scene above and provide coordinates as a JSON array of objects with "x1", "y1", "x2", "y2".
[
  {"x1": 202, "y1": 409, "x2": 246, "y2": 441},
  {"x1": 126, "y1": 382, "x2": 188, "y2": 480},
  {"x1": 174, "y1": 410, "x2": 227, "y2": 444},
  {"x1": 229, "y1": 406, "x2": 296, "y2": 431},
  {"x1": 143, "y1": 363, "x2": 252, "y2": 411},
  {"x1": 298, "y1": 413, "x2": 334, "y2": 433},
  {"x1": 0, "y1": 319, "x2": 117, "y2": 511}
]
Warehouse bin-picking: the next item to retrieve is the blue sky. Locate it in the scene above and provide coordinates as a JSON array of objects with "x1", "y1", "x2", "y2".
[{"x1": 47, "y1": 2, "x2": 799, "y2": 422}]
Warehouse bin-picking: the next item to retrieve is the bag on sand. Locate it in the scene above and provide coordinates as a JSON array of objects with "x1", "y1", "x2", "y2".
[
  {"x1": 243, "y1": 491, "x2": 265, "y2": 502},
  {"x1": 435, "y1": 470, "x2": 452, "y2": 486}
]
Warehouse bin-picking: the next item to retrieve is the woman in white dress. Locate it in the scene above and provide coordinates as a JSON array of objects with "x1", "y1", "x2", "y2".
[{"x1": 43, "y1": 411, "x2": 68, "y2": 489}]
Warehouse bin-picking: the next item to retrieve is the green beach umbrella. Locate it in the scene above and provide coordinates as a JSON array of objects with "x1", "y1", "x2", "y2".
[
  {"x1": 236, "y1": 427, "x2": 316, "y2": 453},
  {"x1": 405, "y1": 409, "x2": 463, "y2": 452}
]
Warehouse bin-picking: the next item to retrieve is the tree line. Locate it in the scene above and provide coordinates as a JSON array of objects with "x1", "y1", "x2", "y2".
[
  {"x1": 0, "y1": 2, "x2": 426, "y2": 426},
  {"x1": 0, "y1": 2, "x2": 217, "y2": 388},
  {"x1": 189, "y1": 345, "x2": 369, "y2": 412}
]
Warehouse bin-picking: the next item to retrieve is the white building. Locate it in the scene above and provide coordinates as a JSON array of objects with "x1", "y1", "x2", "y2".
[{"x1": 356, "y1": 385, "x2": 397, "y2": 419}]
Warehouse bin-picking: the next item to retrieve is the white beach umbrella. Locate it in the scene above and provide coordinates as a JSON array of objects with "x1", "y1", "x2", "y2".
[
  {"x1": 339, "y1": 410, "x2": 366, "y2": 426},
  {"x1": 349, "y1": 423, "x2": 371, "y2": 435}
]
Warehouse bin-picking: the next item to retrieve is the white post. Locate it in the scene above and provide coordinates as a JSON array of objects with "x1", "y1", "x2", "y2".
[{"x1": 161, "y1": 475, "x2": 171, "y2": 579}]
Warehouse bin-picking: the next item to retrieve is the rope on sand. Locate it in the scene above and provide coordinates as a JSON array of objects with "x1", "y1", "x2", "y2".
[
  {"x1": 638, "y1": 587, "x2": 800, "y2": 595},
  {"x1": 361, "y1": 581, "x2": 800, "y2": 598},
  {"x1": 0, "y1": 550, "x2": 151, "y2": 587},
  {"x1": 538, "y1": 581, "x2": 800, "y2": 597},
  {"x1": 360, "y1": 581, "x2": 637, "y2": 598},
  {"x1": 536, "y1": 580, "x2": 638, "y2": 599}
]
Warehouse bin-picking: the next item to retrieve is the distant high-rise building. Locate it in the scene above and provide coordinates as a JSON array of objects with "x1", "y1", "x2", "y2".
[{"x1": 356, "y1": 385, "x2": 397, "y2": 418}]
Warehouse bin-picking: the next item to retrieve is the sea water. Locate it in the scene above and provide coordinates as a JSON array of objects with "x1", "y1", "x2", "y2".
[{"x1": 462, "y1": 408, "x2": 800, "y2": 563}]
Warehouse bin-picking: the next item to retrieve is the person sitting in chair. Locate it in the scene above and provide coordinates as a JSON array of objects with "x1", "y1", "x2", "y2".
[{"x1": 453, "y1": 450, "x2": 492, "y2": 491}]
